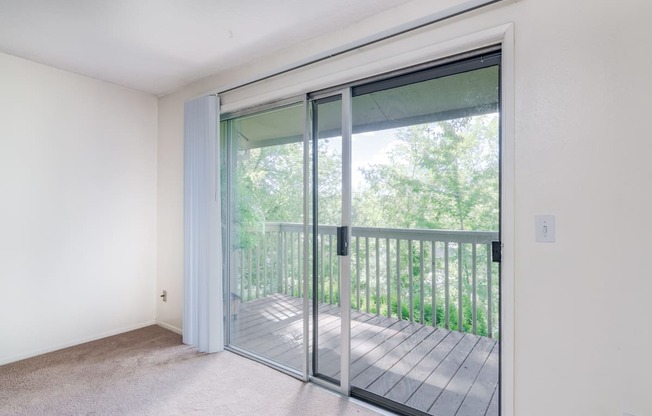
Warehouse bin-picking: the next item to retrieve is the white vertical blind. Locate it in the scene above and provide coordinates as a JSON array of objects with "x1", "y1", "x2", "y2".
[{"x1": 183, "y1": 94, "x2": 223, "y2": 353}]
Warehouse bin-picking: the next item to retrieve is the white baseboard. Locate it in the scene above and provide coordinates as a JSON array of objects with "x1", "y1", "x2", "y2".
[
  {"x1": 156, "y1": 320, "x2": 182, "y2": 335},
  {"x1": 0, "y1": 320, "x2": 157, "y2": 366}
]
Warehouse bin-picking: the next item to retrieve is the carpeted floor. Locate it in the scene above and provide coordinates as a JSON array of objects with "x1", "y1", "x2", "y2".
[{"x1": 0, "y1": 325, "x2": 382, "y2": 416}]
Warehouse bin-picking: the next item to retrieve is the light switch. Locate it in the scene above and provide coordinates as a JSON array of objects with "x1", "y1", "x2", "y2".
[{"x1": 535, "y1": 215, "x2": 555, "y2": 242}]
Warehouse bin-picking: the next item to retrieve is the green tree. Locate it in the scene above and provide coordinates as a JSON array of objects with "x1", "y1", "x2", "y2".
[
  {"x1": 354, "y1": 115, "x2": 499, "y2": 232},
  {"x1": 234, "y1": 140, "x2": 342, "y2": 248}
]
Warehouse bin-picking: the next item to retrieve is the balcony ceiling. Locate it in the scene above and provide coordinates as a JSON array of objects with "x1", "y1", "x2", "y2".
[
  {"x1": 235, "y1": 66, "x2": 499, "y2": 148},
  {"x1": 0, "y1": 0, "x2": 414, "y2": 96}
]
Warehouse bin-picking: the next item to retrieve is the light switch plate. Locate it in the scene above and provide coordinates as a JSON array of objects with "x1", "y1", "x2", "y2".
[{"x1": 535, "y1": 215, "x2": 555, "y2": 242}]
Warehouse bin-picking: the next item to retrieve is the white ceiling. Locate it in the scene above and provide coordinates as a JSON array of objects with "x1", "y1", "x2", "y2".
[{"x1": 0, "y1": 0, "x2": 414, "y2": 96}]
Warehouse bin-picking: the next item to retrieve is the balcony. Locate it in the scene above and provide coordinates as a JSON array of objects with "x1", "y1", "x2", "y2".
[{"x1": 229, "y1": 222, "x2": 499, "y2": 415}]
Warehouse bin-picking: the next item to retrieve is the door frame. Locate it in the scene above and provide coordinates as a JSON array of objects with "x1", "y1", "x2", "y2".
[
  {"x1": 304, "y1": 35, "x2": 513, "y2": 410},
  {"x1": 221, "y1": 23, "x2": 515, "y2": 415},
  {"x1": 302, "y1": 25, "x2": 515, "y2": 413}
]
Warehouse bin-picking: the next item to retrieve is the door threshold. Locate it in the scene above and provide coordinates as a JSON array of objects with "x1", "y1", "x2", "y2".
[{"x1": 308, "y1": 379, "x2": 400, "y2": 416}]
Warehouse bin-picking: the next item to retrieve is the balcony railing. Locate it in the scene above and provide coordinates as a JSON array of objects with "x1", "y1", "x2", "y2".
[{"x1": 231, "y1": 222, "x2": 499, "y2": 339}]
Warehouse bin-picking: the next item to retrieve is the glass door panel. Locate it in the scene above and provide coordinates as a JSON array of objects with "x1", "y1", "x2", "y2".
[
  {"x1": 348, "y1": 55, "x2": 501, "y2": 415},
  {"x1": 311, "y1": 96, "x2": 343, "y2": 384},
  {"x1": 223, "y1": 102, "x2": 306, "y2": 372}
]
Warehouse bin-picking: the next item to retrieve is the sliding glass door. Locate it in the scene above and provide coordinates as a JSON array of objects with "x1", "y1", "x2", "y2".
[
  {"x1": 307, "y1": 52, "x2": 501, "y2": 414},
  {"x1": 346, "y1": 55, "x2": 501, "y2": 415},
  {"x1": 223, "y1": 50, "x2": 501, "y2": 416},
  {"x1": 222, "y1": 102, "x2": 306, "y2": 372}
]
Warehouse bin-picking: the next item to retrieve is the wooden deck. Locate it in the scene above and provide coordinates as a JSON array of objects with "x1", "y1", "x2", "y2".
[{"x1": 230, "y1": 294, "x2": 498, "y2": 416}]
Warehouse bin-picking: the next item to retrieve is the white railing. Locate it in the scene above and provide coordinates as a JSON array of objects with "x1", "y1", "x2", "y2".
[{"x1": 232, "y1": 222, "x2": 499, "y2": 338}]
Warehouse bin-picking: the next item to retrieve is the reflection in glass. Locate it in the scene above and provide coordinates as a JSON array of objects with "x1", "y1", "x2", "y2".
[{"x1": 223, "y1": 103, "x2": 305, "y2": 371}]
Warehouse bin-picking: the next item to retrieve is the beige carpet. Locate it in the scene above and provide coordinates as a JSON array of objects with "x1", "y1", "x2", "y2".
[{"x1": 0, "y1": 325, "x2": 382, "y2": 416}]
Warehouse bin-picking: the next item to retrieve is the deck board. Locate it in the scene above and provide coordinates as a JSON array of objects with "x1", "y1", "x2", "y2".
[
  {"x1": 351, "y1": 325, "x2": 434, "y2": 389},
  {"x1": 346, "y1": 319, "x2": 413, "y2": 370},
  {"x1": 365, "y1": 327, "x2": 448, "y2": 397},
  {"x1": 405, "y1": 333, "x2": 479, "y2": 412},
  {"x1": 429, "y1": 336, "x2": 496, "y2": 415},
  {"x1": 456, "y1": 342, "x2": 500, "y2": 416},
  {"x1": 385, "y1": 330, "x2": 463, "y2": 404},
  {"x1": 230, "y1": 294, "x2": 498, "y2": 415},
  {"x1": 318, "y1": 314, "x2": 399, "y2": 378},
  {"x1": 485, "y1": 385, "x2": 500, "y2": 416}
]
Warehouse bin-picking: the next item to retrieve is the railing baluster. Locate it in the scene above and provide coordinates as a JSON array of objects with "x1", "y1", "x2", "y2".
[
  {"x1": 297, "y1": 232, "x2": 302, "y2": 298},
  {"x1": 431, "y1": 242, "x2": 436, "y2": 327},
  {"x1": 241, "y1": 248, "x2": 245, "y2": 300},
  {"x1": 329, "y1": 234, "x2": 333, "y2": 304},
  {"x1": 396, "y1": 239, "x2": 401, "y2": 320},
  {"x1": 408, "y1": 240, "x2": 413, "y2": 322},
  {"x1": 472, "y1": 243, "x2": 477, "y2": 335},
  {"x1": 375, "y1": 237, "x2": 380, "y2": 316},
  {"x1": 365, "y1": 237, "x2": 370, "y2": 313},
  {"x1": 255, "y1": 243, "x2": 260, "y2": 299},
  {"x1": 290, "y1": 232, "x2": 294, "y2": 297},
  {"x1": 444, "y1": 242, "x2": 449, "y2": 329},
  {"x1": 320, "y1": 233, "x2": 325, "y2": 304},
  {"x1": 355, "y1": 236, "x2": 360, "y2": 311},
  {"x1": 419, "y1": 240, "x2": 425, "y2": 324},
  {"x1": 458, "y1": 243, "x2": 463, "y2": 332},
  {"x1": 247, "y1": 247, "x2": 252, "y2": 301},
  {"x1": 277, "y1": 231, "x2": 282, "y2": 294},
  {"x1": 240, "y1": 249, "x2": 244, "y2": 301},
  {"x1": 263, "y1": 233, "x2": 267, "y2": 297},
  {"x1": 386, "y1": 238, "x2": 390, "y2": 318},
  {"x1": 487, "y1": 243, "x2": 493, "y2": 338},
  {"x1": 282, "y1": 232, "x2": 287, "y2": 295},
  {"x1": 337, "y1": 238, "x2": 341, "y2": 307}
]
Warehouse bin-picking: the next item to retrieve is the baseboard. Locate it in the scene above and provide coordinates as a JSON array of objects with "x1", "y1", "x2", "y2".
[
  {"x1": 0, "y1": 320, "x2": 157, "y2": 366},
  {"x1": 156, "y1": 320, "x2": 182, "y2": 335}
]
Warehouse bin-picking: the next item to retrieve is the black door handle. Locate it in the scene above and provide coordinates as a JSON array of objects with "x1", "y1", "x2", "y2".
[
  {"x1": 491, "y1": 241, "x2": 501, "y2": 263},
  {"x1": 337, "y1": 226, "x2": 349, "y2": 256}
]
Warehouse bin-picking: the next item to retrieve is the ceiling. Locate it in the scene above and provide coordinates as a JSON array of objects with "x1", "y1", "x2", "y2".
[{"x1": 0, "y1": 0, "x2": 414, "y2": 96}]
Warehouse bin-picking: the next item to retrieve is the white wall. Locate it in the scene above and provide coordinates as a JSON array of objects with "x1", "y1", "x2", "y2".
[
  {"x1": 157, "y1": 0, "x2": 652, "y2": 415},
  {"x1": 0, "y1": 52, "x2": 158, "y2": 365}
]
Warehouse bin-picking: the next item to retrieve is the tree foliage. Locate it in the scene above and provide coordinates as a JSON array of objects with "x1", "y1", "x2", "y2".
[
  {"x1": 354, "y1": 116, "x2": 499, "y2": 231},
  {"x1": 233, "y1": 140, "x2": 342, "y2": 248}
]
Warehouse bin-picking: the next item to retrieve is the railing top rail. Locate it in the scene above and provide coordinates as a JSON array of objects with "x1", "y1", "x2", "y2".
[{"x1": 264, "y1": 222, "x2": 498, "y2": 244}]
